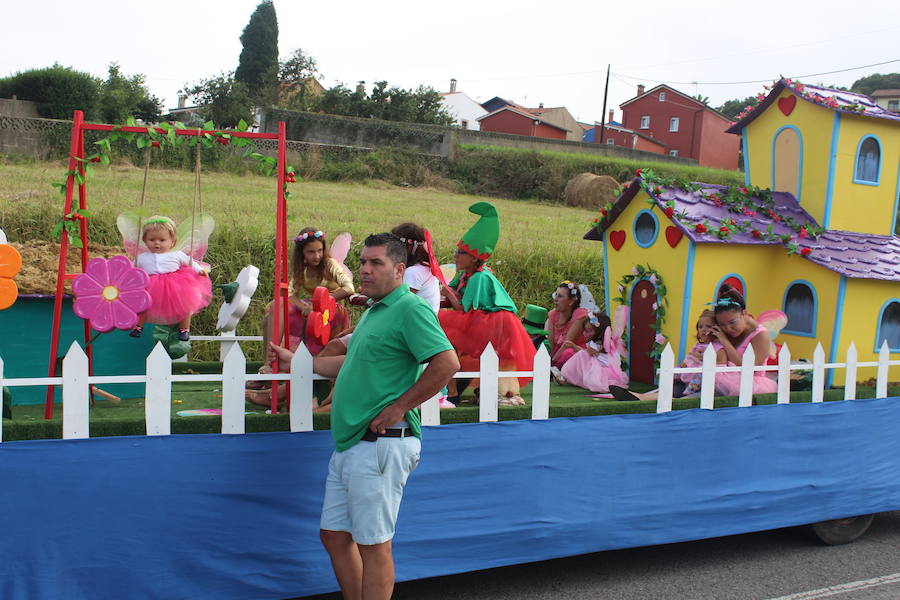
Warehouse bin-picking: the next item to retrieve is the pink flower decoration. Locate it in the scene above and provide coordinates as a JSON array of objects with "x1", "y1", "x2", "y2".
[
  {"x1": 631, "y1": 267, "x2": 639, "y2": 276},
  {"x1": 649, "y1": 274, "x2": 658, "y2": 285},
  {"x1": 655, "y1": 333, "x2": 667, "y2": 345},
  {"x1": 652, "y1": 302, "x2": 658, "y2": 310},
  {"x1": 72, "y1": 255, "x2": 151, "y2": 333}
]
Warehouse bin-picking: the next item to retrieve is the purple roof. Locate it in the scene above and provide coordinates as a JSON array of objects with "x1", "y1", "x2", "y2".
[
  {"x1": 727, "y1": 79, "x2": 900, "y2": 134},
  {"x1": 584, "y1": 178, "x2": 900, "y2": 282}
]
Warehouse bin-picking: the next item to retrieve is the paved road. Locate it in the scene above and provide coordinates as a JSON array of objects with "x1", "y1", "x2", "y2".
[{"x1": 300, "y1": 511, "x2": 900, "y2": 600}]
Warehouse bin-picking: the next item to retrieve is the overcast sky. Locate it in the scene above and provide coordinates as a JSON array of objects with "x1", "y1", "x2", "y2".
[{"x1": 3, "y1": 0, "x2": 899, "y2": 124}]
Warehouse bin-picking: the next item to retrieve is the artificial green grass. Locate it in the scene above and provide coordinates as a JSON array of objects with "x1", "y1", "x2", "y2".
[{"x1": 4, "y1": 364, "x2": 897, "y2": 442}]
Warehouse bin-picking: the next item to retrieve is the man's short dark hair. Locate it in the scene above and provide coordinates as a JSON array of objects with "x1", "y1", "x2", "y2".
[{"x1": 364, "y1": 233, "x2": 407, "y2": 266}]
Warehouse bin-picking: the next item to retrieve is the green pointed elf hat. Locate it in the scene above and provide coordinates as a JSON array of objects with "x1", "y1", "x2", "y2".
[{"x1": 457, "y1": 201, "x2": 500, "y2": 260}]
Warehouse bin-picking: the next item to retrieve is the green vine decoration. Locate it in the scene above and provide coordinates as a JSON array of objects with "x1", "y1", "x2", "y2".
[
  {"x1": 51, "y1": 118, "x2": 299, "y2": 244},
  {"x1": 612, "y1": 263, "x2": 668, "y2": 363},
  {"x1": 592, "y1": 167, "x2": 823, "y2": 257}
]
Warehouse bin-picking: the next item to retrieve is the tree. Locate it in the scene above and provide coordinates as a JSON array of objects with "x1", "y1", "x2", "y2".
[
  {"x1": 98, "y1": 63, "x2": 161, "y2": 124},
  {"x1": 277, "y1": 48, "x2": 321, "y2": 110},
  {"x1": 234, "y1": 0, "x2": 279, "y2": 101},
  {"x1": 313, "y1": 80, "x2": 455, "y2": 125},
  {"x1": 851, "y1": 73, "x2": 900, "y2": 96},
  {"x1": 692, "y1": 93, "x2": 710, "y2": 105},
  {"x1": 0, "y1": 64, "x2": 100, "y2": 119},
  {"x1": 717, "y1": 96, "x2": 759, "y2": 121},
  {"x1": 181, "y1": 72, "x2": 254, "y2": 128}
]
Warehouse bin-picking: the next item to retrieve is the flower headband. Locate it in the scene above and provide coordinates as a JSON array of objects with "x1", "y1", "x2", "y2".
[
  {"x1": 708, "y1": 297, "x2": 744, "y2": 310},
  {"x1": 398, "y1": 236, "x2": 423, "y2": 251},
  {"x1": 295, "y1": 230, "x2": 324, "y2": 243},
  {"x1": 144, "y1": 217, "x2": 174, "y2": 226},
  {"x1": 587, "y1": 313, "x2": 601, "y2": 327},
  {"x1": 557, "y1": 280, "x2": 578, "y2": 297}
]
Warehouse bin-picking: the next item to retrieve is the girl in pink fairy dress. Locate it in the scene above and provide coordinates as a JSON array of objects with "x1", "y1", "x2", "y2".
[
  {"x1": 128, "y1": 216, "x2": 212, "y2": 341},
  {"x1": 558, "y1": 311, "x2": 628, "y2": 393}
]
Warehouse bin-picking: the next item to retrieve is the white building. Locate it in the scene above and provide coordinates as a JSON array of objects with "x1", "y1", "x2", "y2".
[{"x1": 439, "y1": 79, "x2": 487, "y2": 130}]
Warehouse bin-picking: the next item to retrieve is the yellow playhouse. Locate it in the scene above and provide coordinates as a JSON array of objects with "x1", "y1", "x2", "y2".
[{"x1": 585, "y1": 78, "x2": 900, "y2": 386}]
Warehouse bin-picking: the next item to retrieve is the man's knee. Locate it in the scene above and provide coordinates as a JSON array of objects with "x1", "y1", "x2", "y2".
[
  {"x1": 320, "y1": 528, "x2": 354, "y2": 551},
  {"x1": 357, "y1": 539, "x2": 393, "y2": 562}
]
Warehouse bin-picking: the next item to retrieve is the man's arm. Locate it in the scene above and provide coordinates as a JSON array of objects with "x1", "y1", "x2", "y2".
[
  {"x1": 369, "y1": 349, "x2": 460, "y2": 434},
  {"x1": 267, "y1": 342, "x2": 346, "y2": 377}
]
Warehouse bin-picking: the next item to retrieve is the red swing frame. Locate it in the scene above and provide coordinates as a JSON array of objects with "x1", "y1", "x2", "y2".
[{"x1": 45, "y1": 110, "x2": 291, "y2": 418}]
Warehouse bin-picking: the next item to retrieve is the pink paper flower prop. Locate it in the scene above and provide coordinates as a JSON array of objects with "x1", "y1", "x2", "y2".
[{"x1": 73, "y1": 255, "x2": 152, "y2": 332}]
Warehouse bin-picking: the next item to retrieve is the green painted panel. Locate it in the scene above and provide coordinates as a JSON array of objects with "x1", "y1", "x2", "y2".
[{"x1": 0, "y1": 297, "x2": 156, "y2": 404}]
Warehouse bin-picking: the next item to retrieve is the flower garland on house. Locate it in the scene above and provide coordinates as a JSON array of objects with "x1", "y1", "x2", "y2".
[
  {"x1": 590, "y1": 167, "x2": 823, "y2": 257},
  {"x1": 51, "y1": 118, "x2": 297, "y2": 247},
  {"x1": 611, "y1": 263, "x2": 668, "y2": 363},
  {"x1": 732, "y1": 78, "x2": 868, "y2": 124}
]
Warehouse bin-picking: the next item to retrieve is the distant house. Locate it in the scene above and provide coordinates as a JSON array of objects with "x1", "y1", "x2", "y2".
[
  {"x1": 871, "y1": 89, "x2": 900, "y2": 112},
  {"x1": 481, "y1": 96, "x2": 515, "y2": 114},
  {"x1": 583, "y1": 123, "x2": 667, "y2": 154},
  {"x1": 439, "y1": 79, "x2": 487, "y2": 130},
  {"x1": 619, "y1": 84, "x2": 740, "y2": 169},
  {"x1": 167, "y1": 96, "x2": 204, "y2": 126},
  {"x1": 476, "y1": 105, "x2": 568, "y2": 140},
  {"x1": 528, "y1": 105, "x2": 582, "y2": 141}
]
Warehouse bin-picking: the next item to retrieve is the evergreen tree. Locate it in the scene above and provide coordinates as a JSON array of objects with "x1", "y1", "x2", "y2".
[{"x1": 235, "y1": 0, "x2": 279, "y2": 100}]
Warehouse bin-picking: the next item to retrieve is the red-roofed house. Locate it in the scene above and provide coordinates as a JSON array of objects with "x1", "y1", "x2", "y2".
[
  {"x1": 477, "y1": 106, "x2": 568, "y2": 140},
  {"x1": 619, "y1": 84, "x2": 740, "y2": 169}
]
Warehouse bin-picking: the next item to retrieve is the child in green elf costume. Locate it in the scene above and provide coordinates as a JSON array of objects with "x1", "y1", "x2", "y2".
[{"x1": 438, "y1": 202, "x2": 536, "y2": 406}]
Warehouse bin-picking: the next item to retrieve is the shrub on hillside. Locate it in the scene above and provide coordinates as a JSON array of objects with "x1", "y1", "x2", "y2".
[{"x1": 0, "y1": 65, "x2": 100, "y2": 120}]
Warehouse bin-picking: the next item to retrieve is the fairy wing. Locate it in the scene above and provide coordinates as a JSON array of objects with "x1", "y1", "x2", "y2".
[
  {"x1": 757, "y1": 310, "x2": 788, "y2": 340},
  {"x1": 330, "y1": 232, "x2": 353, "y2": 281},
  {"x1": 176, "y1": 214, "x2": 215, "y2": 261},
  {"x1": 116, "y1": 211, "x2": 148, "y2": 259},
  {"x1": 578, "y1": 284, "x2": 600, "y2": 314},
  {"x1": 611, "y1": 304, "x2": 629, "y2": 339}
]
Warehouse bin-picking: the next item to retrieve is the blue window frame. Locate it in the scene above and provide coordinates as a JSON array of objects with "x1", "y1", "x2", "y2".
[
  {"x1": 875, "y1": 299, "x2": 900, "y2": 353},
  {"x1": 632, "y1": 209, "x2": 659, "y2": 248},
  {"x1": 713, "y1": 274, "x2": 747, "y2": 306},
  {"x1": 854, "y1": 135, "x2": 881, "y2": 185},
  {"x1": 782, "y1": 280, "x2": 817, "y2": 337}
]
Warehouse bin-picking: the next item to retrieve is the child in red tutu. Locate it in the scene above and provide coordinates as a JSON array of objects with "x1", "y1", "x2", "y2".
[
  {"x1": 438, "y1": 202, "x2": 536, "y2": 406},
  {"x1": 129, "y1": 216, "x2": 211, "y2": 341}
]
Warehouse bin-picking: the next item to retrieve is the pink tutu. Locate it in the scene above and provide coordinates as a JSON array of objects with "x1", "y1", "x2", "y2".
[
  {"x1": 561, "y1": 350, "x2": 628, "y2": 393},
  {"x1": 715, "y1": 371, "x2": 777, "y2": 396},
  {"x1": 143, "y1": 266, "x2": 212, "y2": 325}
]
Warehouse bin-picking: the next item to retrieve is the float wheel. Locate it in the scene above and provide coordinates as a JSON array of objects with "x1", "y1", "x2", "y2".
[{"x1": 810, "y1": 514, "x2": 875, "y2": 545}]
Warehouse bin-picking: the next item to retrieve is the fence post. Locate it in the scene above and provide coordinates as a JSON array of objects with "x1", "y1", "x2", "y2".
[
  {"x1": 219, "y1": 331, "x2": 238, "y2": 362},
  {"x1": 844, "y1": 342, "x2": 857, "y2": 401},
  {"x1": 62, "y1": 341, "x2": 90, "y2": 440},
  {"x1": 289, "y1": 343, "x2": 314, "y2": 432},
  {"x1": 479, "y1": 343, "x2": 499, "y2": 423},
  {"x1": 812, "y1": 343, "x2": 826, "y2": 403},
  {"x1": 420, "y1": 394, "x2": 441, "y2": 427},
  {"x1": 221, "y1": 343, "x2": 246, "y2": 434},
  {"x1": 777, "y1": 343, "x2": 791, "y2": 404},
  {"x1": 145, "y1": 343, "x2": 172, "y2": 436},
  {"x1": 876, "y1": 340, "x2": 889, "y2": 399},
  {"x1": 656, "y1": 344, "x2": 674, "y2": 414},
  {"x1": 531, "y1": 345, "x2": 551, "y2": 420},
  {"x1": 738, "y1": 344, "x2": 756, "y2": 408},
  {"x1": 699, "y1": 343, "x2": 717, "y2": 410}
]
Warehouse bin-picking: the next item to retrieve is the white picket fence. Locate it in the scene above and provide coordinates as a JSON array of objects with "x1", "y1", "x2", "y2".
[
  {"x1": 654, "y1": 340, "x2": 899, "y2": 413},
  {"x1": 1, "y1": 339, "x2": 897, "y2": 443},
  {"x1": 0, "y1": 341, "x2": 550, "y2": 442}
]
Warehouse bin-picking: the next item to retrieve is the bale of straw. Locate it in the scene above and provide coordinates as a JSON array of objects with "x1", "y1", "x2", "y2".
[
  {"x1": 563, "y1": 173, "x2": 621, "y2": 209},
  {"x1": 11, "y1": 241, "x2": 125, "y2": 296}
]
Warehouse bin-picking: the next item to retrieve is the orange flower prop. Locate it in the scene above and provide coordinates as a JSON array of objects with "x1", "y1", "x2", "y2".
[
  {"x1": 305, "y1": 286, "x2": 338, "y2": 346},
  {"x1": 0, "y1": 243, "x2": 22, "y2": 310}
]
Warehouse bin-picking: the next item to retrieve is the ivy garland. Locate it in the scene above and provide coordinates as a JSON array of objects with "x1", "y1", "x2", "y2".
[
  {"x1": 611, "y1": 263, "x2": 668, "y2": 363},
  {"x1": 591, "y1": 167, "x2": 823, "y2": 257},
  {"x1": 51, "y1": 118, "x2": 298, "y2": 248}
]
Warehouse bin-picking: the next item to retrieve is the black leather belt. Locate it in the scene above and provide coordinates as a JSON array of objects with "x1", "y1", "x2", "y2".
[{"x1": 361, "y1": 428, "x2": 409, "y2": 442}]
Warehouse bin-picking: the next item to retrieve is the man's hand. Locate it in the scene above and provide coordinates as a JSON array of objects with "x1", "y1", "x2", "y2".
[
  {"x1": 369, "y1": 403, "x2": 406, "y2": 434},
  {"x1": 267, "y1": 342, "x2": 294, "y2": 372}
]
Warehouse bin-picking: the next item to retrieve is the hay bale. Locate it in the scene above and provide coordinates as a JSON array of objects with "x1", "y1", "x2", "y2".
[
  {"x1": 564, "y1": 173, "x2": 621, "y2": 209},
  {"x1": 11, "y1": 241, "x2": 126, "y2": 296}
]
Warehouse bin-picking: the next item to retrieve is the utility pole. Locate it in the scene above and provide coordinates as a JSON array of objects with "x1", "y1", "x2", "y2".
[{"x1": 599, "y1": 64, "x2": 610, "y2": 144}]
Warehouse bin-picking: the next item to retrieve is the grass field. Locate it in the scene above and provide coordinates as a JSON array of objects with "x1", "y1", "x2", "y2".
[{"x1": 0, "y1": 158, "x2": 600, "y2": 360}]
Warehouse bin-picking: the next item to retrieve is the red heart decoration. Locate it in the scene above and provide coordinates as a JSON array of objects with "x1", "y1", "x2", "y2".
[
  {"x1": 665, "y1": 226, "x2": 683, "y2": 248},
  {"x1": 609, "y1": 230, "x2": 626, "y2": 251},
  {"x1": 777, "y1": 95, "x2": 796, "y2": 116}
]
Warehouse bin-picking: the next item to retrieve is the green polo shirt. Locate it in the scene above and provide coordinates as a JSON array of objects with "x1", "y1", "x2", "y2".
[{"x1": 331, "y1": 283, "x2": 454, "y2": 452}]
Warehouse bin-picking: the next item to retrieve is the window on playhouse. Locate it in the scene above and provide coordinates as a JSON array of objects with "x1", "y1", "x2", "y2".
[
  {"x1": 854, "y1": 136, "x2": 881, "y2": 184},
  {"x1": 633, "y1": 209, "x2": 659, "y2": 248},
  {"x1": 669, "y1": 117, "x2": 679, "y2": 132},
  {"x1": 716, "y1": 275, "x2": 746, "y2": 301},
  {"x1": 640, "y1": 116, "x2": 650, "y2": 129},
  {"x1": 876, "y1": 300, "x2": 900, "y2": 352},
  {"x1": 782, "y1": 281, "x2": 817, "y2": 337}
]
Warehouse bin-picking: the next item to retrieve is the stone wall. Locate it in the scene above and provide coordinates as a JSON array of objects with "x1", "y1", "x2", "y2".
[
  {"x1": 0, "y1": 98, "x2": 41, "y2": 118},
  {"x1": 0, "y1": 116, "x2": 70, "y2": 159}
]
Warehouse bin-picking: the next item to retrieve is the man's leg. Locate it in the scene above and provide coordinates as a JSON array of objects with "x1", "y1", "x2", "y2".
[
  {"x1": 358, "y1": 540, "x2": 394, "y2": 600},
  {"x1": 320, "y1": 529, "x2": 363, "y2": 600}
]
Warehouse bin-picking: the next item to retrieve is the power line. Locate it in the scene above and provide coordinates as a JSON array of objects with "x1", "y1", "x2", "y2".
[{"x1": 612, "y1": 58, "x2": 900, "y2": 86}]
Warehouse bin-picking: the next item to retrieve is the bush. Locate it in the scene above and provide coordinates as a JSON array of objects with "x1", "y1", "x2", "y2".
[{"x1": 0, "y1": 65, "x2": 100, "y2": 120}]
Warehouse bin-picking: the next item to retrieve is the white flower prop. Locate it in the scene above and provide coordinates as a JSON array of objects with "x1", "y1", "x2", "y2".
[
  {"x1": 0, "y1": 228, "x2": 7, "y2": 243},
  {"x1": 216, "y1": 265, "x2": 260, "y2": 332}
]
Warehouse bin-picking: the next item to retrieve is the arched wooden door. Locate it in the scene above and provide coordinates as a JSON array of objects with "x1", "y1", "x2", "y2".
[
  {"x1": 629, "y1": 279, "x2": 658, "y2": 384},
  {"x1": 773, "y1": 127, "x2": 801, "y2": 199}
]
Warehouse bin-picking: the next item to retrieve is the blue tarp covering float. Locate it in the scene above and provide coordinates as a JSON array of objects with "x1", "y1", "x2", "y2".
[{"x1": 2, "y1": 397, "x2": 900, "y2": 599}]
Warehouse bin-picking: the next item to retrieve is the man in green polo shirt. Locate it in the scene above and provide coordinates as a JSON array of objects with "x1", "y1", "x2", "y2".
[{"x1": 310, "y1": 232, "x2": 458, "y2": 600}]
